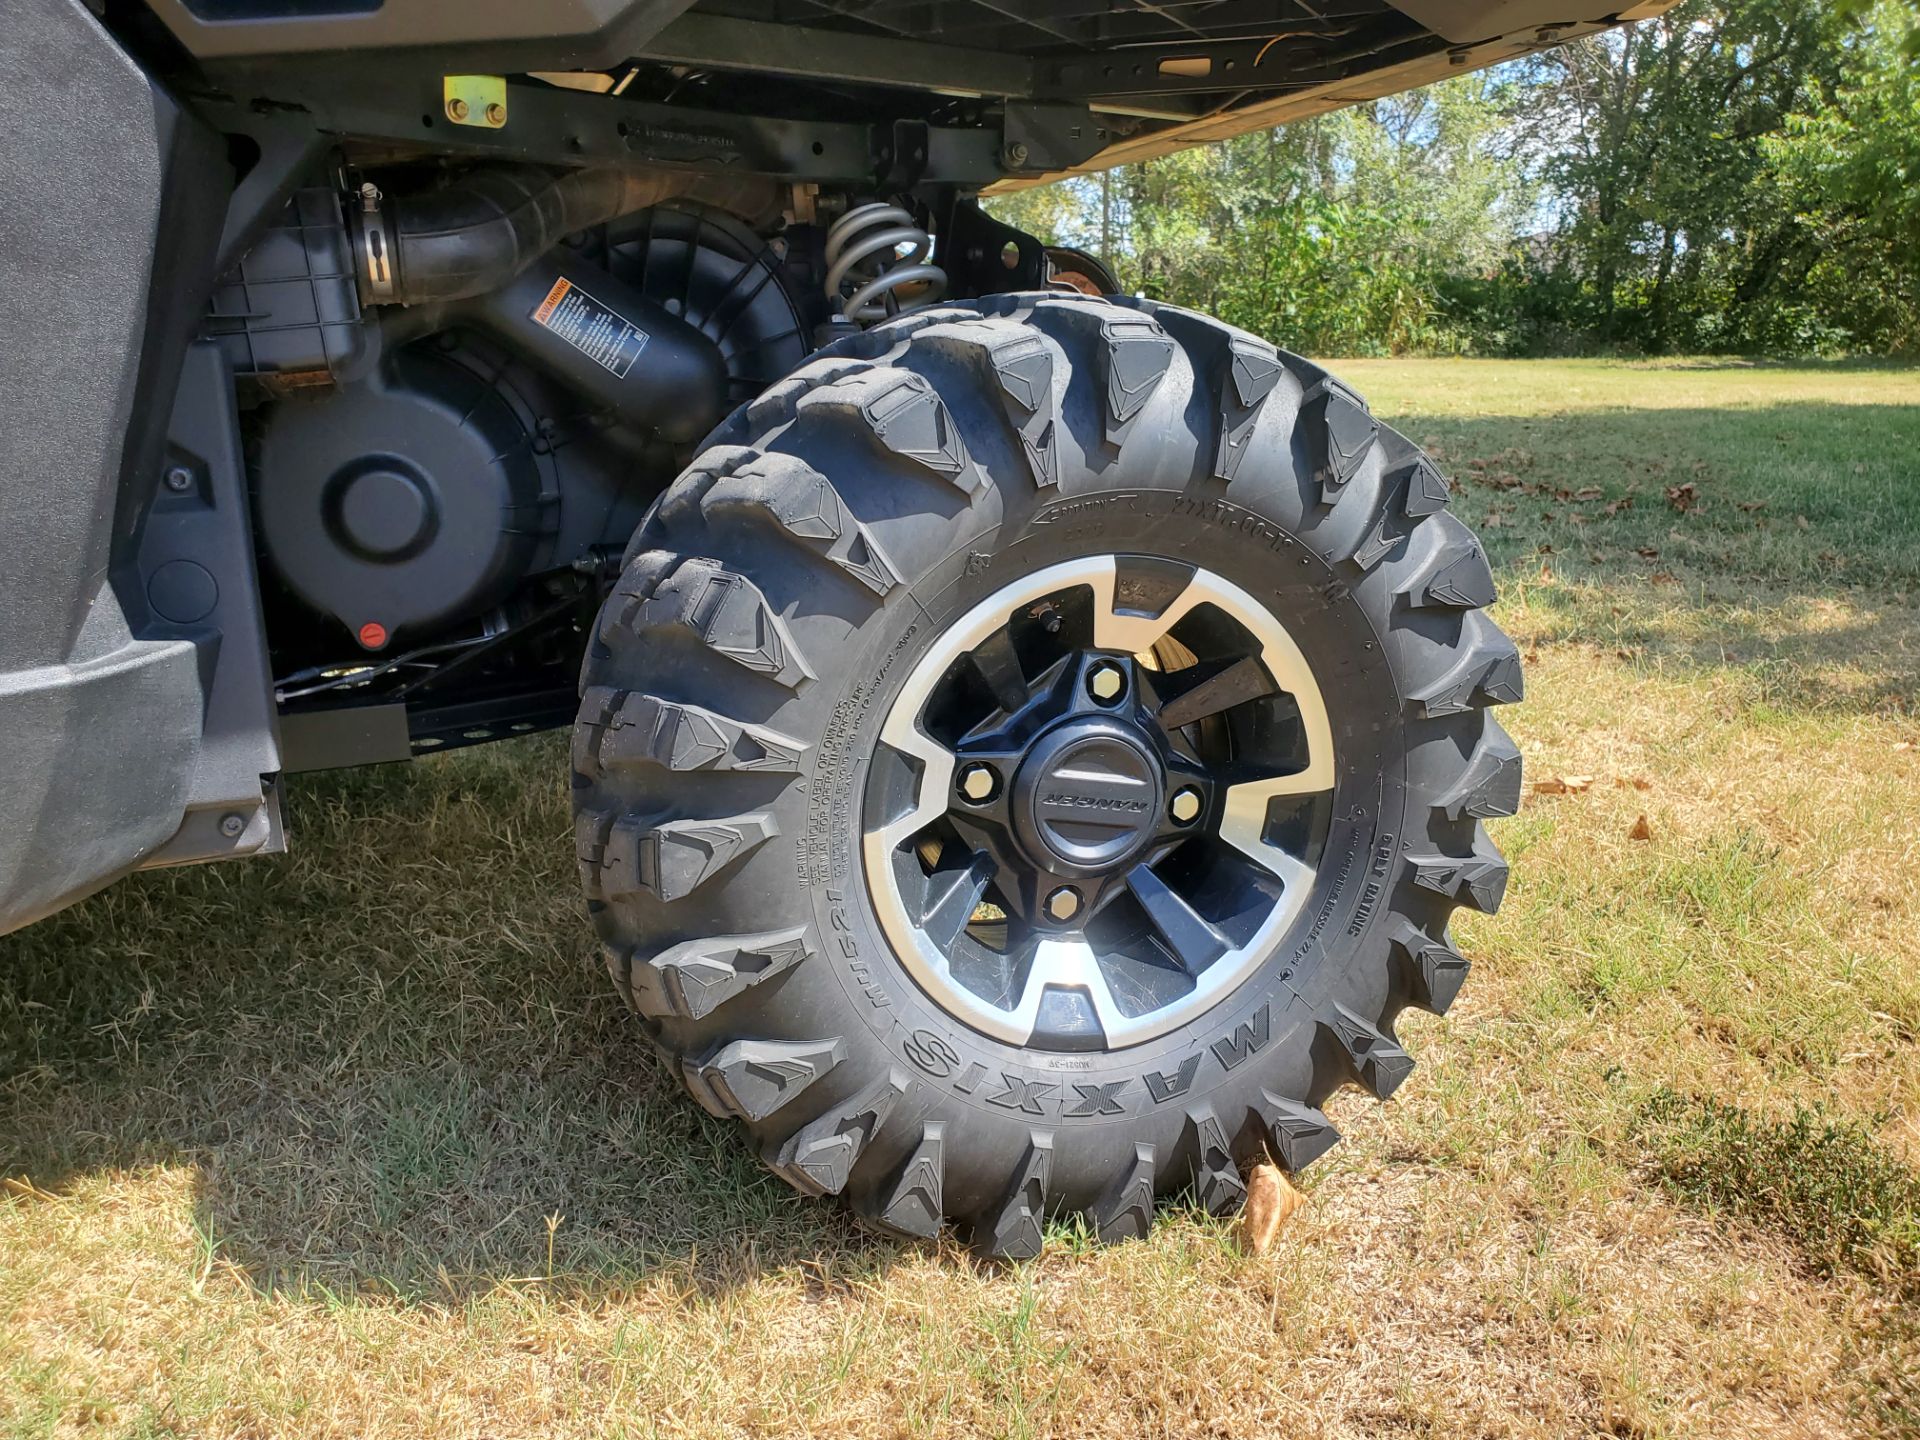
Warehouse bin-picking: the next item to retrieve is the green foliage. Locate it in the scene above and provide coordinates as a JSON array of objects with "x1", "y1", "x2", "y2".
[
  {"x1": 987, "y1": 0, "x2": 1920, "y2": 357},
  {"x1": 1633, "y1": 1086, "x2": 1920, "y2": 1431},
  {"x1": 1634, "y1": 1087, "x2": 1920, "y2": 1291}
]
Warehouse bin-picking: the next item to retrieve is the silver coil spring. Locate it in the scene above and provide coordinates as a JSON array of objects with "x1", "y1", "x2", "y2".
[{"x1": 822, "y1": 202, "x2": 948, "y2": 325}]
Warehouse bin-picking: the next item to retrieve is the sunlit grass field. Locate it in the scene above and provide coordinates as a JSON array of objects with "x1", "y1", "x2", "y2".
[{"x1": 4, "y1": 358, "x2": 1917, "y2": 1438}]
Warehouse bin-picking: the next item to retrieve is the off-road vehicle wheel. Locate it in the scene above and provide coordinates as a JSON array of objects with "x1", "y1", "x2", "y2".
[{"x1": 573, "y1": 295, "x2": 1521, "y2": 1255}]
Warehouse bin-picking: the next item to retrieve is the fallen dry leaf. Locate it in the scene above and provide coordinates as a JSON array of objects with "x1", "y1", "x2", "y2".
[
  {"x1": 1651, "y1": 571, "x2": 1678, "y2": 585},
  {"x1": 1235, "y1": 1161, "x2": 1305, "y2": 1256},
  {"x1": 1574, "y1": 486, "x2": 1604, "y2": 501},
  {"x1": 1736, "y1": 499, "x2": 1767, "y2": 513},
  {"x1": 1616, "y1": 775, "x2": 1652, "y2": 791},
  {"x1": 1531, "y1": 774, "x2": 1596, "y2": 797},
  {"x1": 1636, "y1": 546, "x2": 1659, "y2": 560},
  {"x1": 1896, "y1": 741, "x2": 1914, "y2": 753},
  {"x1": 1665, "y1": 482, "x2": 1700, "y2": 512},
  {"x1": 1628, "y1": 814, "x2": 1654, "y2": 841}
]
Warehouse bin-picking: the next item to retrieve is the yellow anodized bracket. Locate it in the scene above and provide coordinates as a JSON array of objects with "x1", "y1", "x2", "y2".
[{"x1": 442, "y1": 75, "x2": 507, "y2": 128}]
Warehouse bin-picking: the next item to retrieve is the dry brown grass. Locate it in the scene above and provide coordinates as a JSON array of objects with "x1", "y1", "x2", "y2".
[{"x1": 4, "y1": 358, "x2": 1918, "y2": 1438}]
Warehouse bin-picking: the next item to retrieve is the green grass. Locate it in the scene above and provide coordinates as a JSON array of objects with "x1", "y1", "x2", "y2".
[{"x1": 3, "y1": 357, "x2": 1919, "y2": 1438}]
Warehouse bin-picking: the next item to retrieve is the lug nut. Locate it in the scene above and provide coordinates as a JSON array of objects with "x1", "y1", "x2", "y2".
[
  {"x1": 959, "y1": 764, "x2": 997, "y2": 803},
  {"x1": 1170, "y1": 787, "x2": 1203, "y2": 825},
  {"x1": 1087, "y1": 661, "x2": 1125, "y2": 704},
  {"x1": 1045, "y1": 886, "x2": 1081, "y2": 922}
]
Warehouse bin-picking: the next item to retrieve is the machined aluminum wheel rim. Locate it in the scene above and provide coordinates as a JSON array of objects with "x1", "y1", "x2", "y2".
[{"x1": 861, "y1": 555, "x2": 1336, "y2": 1050}]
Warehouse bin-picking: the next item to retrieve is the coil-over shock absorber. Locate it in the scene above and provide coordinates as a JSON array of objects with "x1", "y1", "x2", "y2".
[{"x1": 822, "y1": 201, "x2": 948, "y2": 325}]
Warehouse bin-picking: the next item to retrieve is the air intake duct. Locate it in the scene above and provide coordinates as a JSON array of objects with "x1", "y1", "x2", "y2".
[
  {"x1": 462, "y1": 249, "x2": 730, "y2": 444},
  {"x1": 358, "y1": 165, "x2": 743, "y2": 307}
]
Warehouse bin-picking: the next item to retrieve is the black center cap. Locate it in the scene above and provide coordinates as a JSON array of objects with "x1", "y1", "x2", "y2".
[{"x1": 1011, "y1": 717, "x2": 1164, "y2": 877}]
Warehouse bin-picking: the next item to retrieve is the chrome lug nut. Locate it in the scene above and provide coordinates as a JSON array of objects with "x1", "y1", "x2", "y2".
[
  {"x1": 959, "y1": 764, "x2": 997, "y2": 802},
  {"x1": 1170, "y1": 787, "x2": 1203, "y2": 825},
  {"x1": 1045, "y1": 886, "x2": 1081, "y2": 922},
  {"x1": 1087, "y1": 661, "x2": 1125, "y2": 703}
]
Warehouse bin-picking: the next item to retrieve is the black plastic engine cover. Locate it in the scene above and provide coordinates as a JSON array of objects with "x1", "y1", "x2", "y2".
[{"x1": 255, "y1": 346, "x2": 557, "y2": 648}]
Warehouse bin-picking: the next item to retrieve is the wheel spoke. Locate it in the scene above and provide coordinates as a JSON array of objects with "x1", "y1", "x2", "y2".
[
  {"x1": 1125, "y1": 864, "x2": 1230, "y2": 974},
  {"x1": 1156, "y1": 655, "x2": 1277, "y2": 730},
  {"x1": 919, "y1": 854, "x2": 994, "y2": 953},
  {"x1": 967, "y1": 627, "x2": 1031, "y2": 716}
]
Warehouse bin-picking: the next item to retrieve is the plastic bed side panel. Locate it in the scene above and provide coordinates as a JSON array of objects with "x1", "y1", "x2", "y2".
[{"x1": 0, "y1": 0, "x2": 226, "y2": 934}]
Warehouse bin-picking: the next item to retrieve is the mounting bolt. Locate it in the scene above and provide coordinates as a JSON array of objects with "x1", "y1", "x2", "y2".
[
  {"x1": 447, "y1": 96, "x2": 470, "y2": 121},
  {"x1": 959, "y1": 764, "x2": 997, "y2": 803},
  {"x1": 1087, "y1": 661, "x2": 1125, "y2": 703},
  {"x1": 163, "y1": 465, "x2": 193, "y2": 494},
  {"x1": 1004, "y1": 140, "x2": 1031, "y2": 167},
  {"x1": 1045, "y1": 886, "x2": 1080, "y2": 922},
  {"x1": 218, "y1": 812, "x2": 247, "y2": 839},
  {"x1": 1170, "y1": 787, "x2": 1203, "y2": 825},
  {"x1": 484, "y1": 101, "x2": 507, "y2": 126}
]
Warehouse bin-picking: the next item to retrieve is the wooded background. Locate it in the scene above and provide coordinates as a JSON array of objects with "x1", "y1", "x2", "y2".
[{"x1": 989, "y1": 0, "x2": 1920, "y2": 357}]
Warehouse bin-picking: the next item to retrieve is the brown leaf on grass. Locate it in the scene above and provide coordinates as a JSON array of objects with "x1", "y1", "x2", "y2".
[
  {"x1": 1603, "y1": 496, "x2": 1635, "y2": 517},
  {"x1": 1235, "y1": 1161, "x2": 1305, "y2": 1256},
  {"x1": 1628, "y1": 814, "x2": 1654, "y2": 841},
  {"x1": 1651, "y1": 571, "x2": 1678, "y2": 585},
  {"x1": 1895, "y1": 741, "x2": 1914, "y2": 753},
  {"x1": 1737, "y1": 499, "x2": 1767, "y2": 513},
  {"x1": 1574, "y1": 486, "x2": 1604, "y2": 501},
  {"x1": 1616, "y1": 775, "x2": 1652, "y2": 791},
  {"x1": 1665, "y1": 482, "x2": 1700, "y2": 513},
  {"x1": 1531, "y1": 774, "x2": 1596, "y2": 797}
]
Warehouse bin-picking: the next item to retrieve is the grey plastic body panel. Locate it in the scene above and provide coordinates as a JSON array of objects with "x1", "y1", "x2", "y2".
[
  {"x1": 1390, "y1": 0, "x2": 1610, "y2": 43},
  {"x1": 0, "y1": 0, "x2": 235, "y2": 933},
  {"x1": 144, "y1": 0, "x2": 698, "y2": 67}
]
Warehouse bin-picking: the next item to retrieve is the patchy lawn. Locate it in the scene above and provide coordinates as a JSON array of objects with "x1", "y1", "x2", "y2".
[{"x1": 4, "y1": 358, "x2": 1918, "y2": 1439}]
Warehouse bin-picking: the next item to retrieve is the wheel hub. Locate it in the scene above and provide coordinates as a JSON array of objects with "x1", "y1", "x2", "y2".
[{"x1": 1012, "y1": 717, "x2": 1164, "y2": 877}]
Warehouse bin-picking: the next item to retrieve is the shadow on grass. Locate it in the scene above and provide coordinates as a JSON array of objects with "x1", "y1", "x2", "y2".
[
  {"x1": 0, "y1": 737, "x2": 903, "y2": 1302},
  {"x1": 0, "y1": 395, "x2": 1914, "y2": 1304}
]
